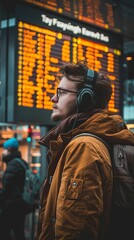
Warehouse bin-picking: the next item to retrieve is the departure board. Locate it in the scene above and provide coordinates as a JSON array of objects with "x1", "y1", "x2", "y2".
[
  {"x1": 22, "y1": 0, "x2": 122, "y2": 33},
  {"x1": 17, "y1": 22, "x2": 120, "y2": 114},
  {"x1": 2, "y1": 4, "x2": 122, "y2": 125},
  {"x1": 18, "y1": 22, "x2": 71, "y2": 110}
]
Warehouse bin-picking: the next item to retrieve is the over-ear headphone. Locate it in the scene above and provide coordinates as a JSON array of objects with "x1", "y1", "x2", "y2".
[{"x1": 77, "y1": 69, "x2": 97, "y2": 112}]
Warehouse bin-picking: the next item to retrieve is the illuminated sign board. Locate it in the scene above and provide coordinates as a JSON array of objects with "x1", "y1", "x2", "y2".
[
  {"x1": 22, "y1": 0, "x2": 122, "y2": 34},
  {"x1": 1, "y1": 4, "x2": 123, "y2": 125}
]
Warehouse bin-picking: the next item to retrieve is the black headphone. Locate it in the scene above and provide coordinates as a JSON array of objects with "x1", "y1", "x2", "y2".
[{"x1": 77, "y1": 69, "x2": 97, "y2": 112}]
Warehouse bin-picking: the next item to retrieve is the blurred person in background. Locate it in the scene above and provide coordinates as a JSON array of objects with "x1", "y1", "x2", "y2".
[{"x1": 0, "y1": 138, "x2": 29, "y2": 240}]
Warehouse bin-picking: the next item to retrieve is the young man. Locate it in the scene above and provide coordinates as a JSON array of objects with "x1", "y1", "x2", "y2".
[{"x1": 35, "y1": 62, "x2": 134, "y2": 240}]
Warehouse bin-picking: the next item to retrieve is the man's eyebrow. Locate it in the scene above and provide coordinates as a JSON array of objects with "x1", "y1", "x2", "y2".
[{"x1": 57, "y1": 87, "x2": 77, "y2": 93}]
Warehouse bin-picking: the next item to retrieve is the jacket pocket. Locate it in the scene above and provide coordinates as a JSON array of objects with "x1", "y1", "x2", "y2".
[{"x1": 66, "y1": 178, "x2": 83, "y2": 200}]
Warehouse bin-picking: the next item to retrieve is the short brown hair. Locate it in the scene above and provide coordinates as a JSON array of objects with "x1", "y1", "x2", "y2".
[{"x1": 59, "y1": 61, "x2": 112, "y2": 110}]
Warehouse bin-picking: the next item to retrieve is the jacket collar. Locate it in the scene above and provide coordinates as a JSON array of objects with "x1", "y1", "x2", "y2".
[{"x1": 39, "y1": 110, "x2": 100, "y2": 148}]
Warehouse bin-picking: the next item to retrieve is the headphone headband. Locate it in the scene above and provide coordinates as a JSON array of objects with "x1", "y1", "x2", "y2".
[{"x1": 85, "y1": 69, "x2": 97, "y2": 86}]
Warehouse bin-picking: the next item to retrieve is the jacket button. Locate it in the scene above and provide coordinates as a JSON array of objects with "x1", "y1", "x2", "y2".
[
  {"x1": 51, "y1": 217, "x2": 56, "y2": 223},
  {"x1": 72, "y1": 182, "x2": 77, "y2": 188}
]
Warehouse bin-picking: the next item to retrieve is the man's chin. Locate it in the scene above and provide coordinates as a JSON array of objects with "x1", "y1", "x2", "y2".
[{"x1": 51, "y1": 113, "x2": 61, "y2": 122}]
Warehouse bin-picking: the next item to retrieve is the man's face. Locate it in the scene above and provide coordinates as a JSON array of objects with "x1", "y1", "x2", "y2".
[{"x1": 51, "y1": 76, "x2": 78, "y2": 122}]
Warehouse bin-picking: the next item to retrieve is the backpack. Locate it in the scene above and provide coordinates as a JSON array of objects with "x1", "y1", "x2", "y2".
[
  {"x1": 112, "y1": 144, "x2": 134, "y2": 209},
  {"x1": 73, "y1": 133, "x2": 134, "y2": 210},
  {"x1": 15, "y1": 158, "x2": 40, "y2": 205}
]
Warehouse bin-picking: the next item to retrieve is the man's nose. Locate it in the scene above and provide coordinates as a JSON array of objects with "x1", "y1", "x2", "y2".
[{"x1": 51, "y1": 94, "x2": 58, "y2": 102}]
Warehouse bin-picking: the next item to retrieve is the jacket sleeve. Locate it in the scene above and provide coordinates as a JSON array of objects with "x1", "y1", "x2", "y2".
[{"x1": 55, "y1": 136, "x2": 112, "y2": 240}]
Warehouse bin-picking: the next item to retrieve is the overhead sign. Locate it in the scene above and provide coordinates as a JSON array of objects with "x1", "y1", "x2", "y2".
[{"x1": 0, "y1": 4, "x2": 123, "y2": 125}]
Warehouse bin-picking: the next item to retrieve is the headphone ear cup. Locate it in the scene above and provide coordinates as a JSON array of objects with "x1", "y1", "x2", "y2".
[{"x1": 77, "y1": 86, "x2": 96, "y2": 112}]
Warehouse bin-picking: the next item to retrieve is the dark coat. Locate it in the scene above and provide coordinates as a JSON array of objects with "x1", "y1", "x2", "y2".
[{"x1": 0, "y1": 150, "x2": 28, "y2": 207}]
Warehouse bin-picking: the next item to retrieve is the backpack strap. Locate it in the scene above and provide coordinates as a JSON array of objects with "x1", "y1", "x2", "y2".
[
  {"x1": 72, "y1": 133, "x2": 111, "y2": 152},
  {"x1": 15, "y1": 158, "x2": 28, "y2": 170}
]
